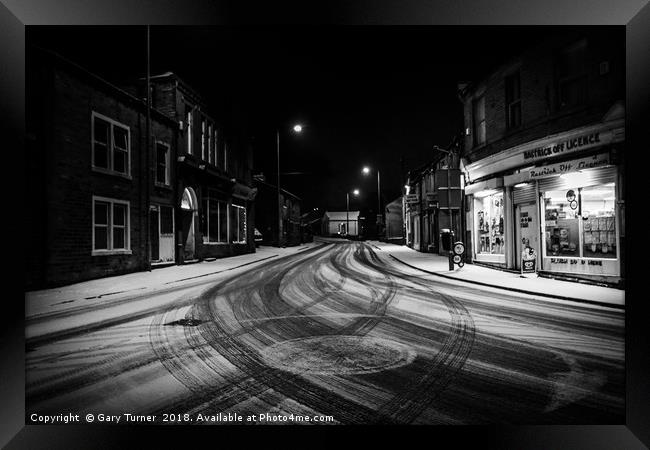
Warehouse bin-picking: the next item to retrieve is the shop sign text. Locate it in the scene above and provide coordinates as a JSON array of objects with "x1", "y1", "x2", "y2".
[
  {"x1": 550, "y1": 258, "x2": 603, "y2": 266},
  {"x1": 525, "y1": 153, "x2": 610, "y2": 180},
  {"x1": 524, "y1": 132, "x2": 603, "y2": 161}
]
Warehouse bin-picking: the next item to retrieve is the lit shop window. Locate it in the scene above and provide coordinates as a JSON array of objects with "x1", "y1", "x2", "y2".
[
  {"x1": 544, "y1": 189, "x2": 580, "y2": 257},
  {"x1": 581, "y1": 184, "x2": 616, "y2": 259},
  {"x1": 230, "y1": 204, "x2": 247, "y2": 244},
  {"x1": 542, "y1": 183, "x2": 616, "y2": 259},
  {"x1": 92, "y1": 197, "x2": 130, "y2": 254},
  {"x1": 92, "y1": 112, "x2": 130, "y2": 176},
  {"x1": 475, "y1": 191, "x2": 504, "y2": 255}
]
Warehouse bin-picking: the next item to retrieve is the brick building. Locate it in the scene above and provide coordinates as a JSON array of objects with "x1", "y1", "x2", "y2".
[
  {"x1": 26, "y1": 48, "x2": 179, "y2": 288},
  {"x1": 404, "y1": 152, "x2": 462, "y2": 254},
  {"x1": 144, "y1": 73, "x2": 257, "y2": 262},
  {"x1": 253, "y1": 180, "x2": 302, "y2": 247},
  {"x1": 458, "y1": 28, "x2": 625, "y2": 285},
  {"x1": 26, "y1": 48, "x2": 258, "y2": 289}
]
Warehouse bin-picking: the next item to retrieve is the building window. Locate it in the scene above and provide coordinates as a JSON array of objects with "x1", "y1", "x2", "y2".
[
  {"x1": 557, "y1": 39, "x2": 588, "y2": 109},
  {"x1": 542, "y1": 183, "x2": 616, "y2": 259},
  {"x1": 201, "y1": 119, "x2": 206, "y2": 161},
  {"x1": 474, "y1": 191, "x2": 504, "y2": 256},
  {"x1": 92, "y1": 196, "x2": 130, "y2": 254},
  {"x1": 200, "y1": 194, "x2": 228, "y2": 244},
  {"x1": 155, "y1": 141, "x2": 170, "y2": 185},
  {"x1": 230, "y1": 204, "x2": 247, "y2": 244},
  {"x1": 223, "y1": 141, "x2": 228, "y2": 172},
  {"x1": 186, "y1": 108, "x2": 193, "y2": 155},
  {"x1": 92, "y1": 112, "x2": 131, "y2": 176},
  {"x1": 212, "y1": 126, "x2": 219, "y2": 166},
  {"x1": 472, "y1": 95, "x2": 486, "y2": 147},
  {"x1": 208, "y1": 124, "x2": 213, "y2": 164},
  {"x1": 505, "y1": 71, "x2": 522, "y2": 129}
]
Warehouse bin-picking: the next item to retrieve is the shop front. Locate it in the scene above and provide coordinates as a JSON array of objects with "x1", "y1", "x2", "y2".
[
  {"x1": 538, "y1": 167, "x2": 620, "y2": 278},
  {"x1": 464, "y1": 108, "x2": 624, "y2": 282}
]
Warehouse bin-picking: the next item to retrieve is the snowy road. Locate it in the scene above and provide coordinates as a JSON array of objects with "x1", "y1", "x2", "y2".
[{"x1": 26, "y1": 241, "x2": 624, "y2": 424}]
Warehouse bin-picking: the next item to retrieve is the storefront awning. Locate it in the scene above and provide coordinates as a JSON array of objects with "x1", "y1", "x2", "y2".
[{"x1": 465, "y1": 177, "x2": 503, "y2": 196}]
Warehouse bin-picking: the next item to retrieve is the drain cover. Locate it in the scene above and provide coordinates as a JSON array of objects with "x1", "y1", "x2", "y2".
[{"x1": 165, "y1": 318, "x2": 204, "y2": 327}]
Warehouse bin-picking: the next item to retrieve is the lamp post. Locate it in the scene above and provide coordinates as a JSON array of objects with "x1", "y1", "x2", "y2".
[
  {"x1": 346, "y1": 189, "x2": 359, "y2": 237},
  {"x1": 276, "y1": 124, "x2": 302, "y2": 247},
  {"x1": 434, "y1": 145, "x2": 456, "y2": 270},
  {"x1": 362, "y1": 166, "x2": 382, "y2": 237}
]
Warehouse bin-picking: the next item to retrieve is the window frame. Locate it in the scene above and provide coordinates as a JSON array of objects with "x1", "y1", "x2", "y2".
[
  {"x1": 472, "y1": 95, "x2": 486, "y2": 148},
  {"x1": 92, "y1": 195, "x2": 132, "y2": 255},
  {"x1": 201, "y1": 119, "x2": 206, "y2": 161},
  {"x1": 91, "y1": 111, "x2": 132, "y2": 178},
  {"x1": 186, "y1": 107, "x2": 193, "y2": 155},
  {"x1": 556, "y1": 39, "x2": 589, "y2": 110},
  {"x1": 201, "y1": 192, "x2": 229, "y2": 245},
  {"x1": 230, "y1": 203, "x2": 247, "y2": 244},
  {"x1": 505, "y1": 71, "x2": 522, "y2": 129},
  {"x1": 208, "y1": 124, "x2": 213, "y2": 164},
  {"x1": 155, "y1": 140, "x2": 171, "y2": 186}
]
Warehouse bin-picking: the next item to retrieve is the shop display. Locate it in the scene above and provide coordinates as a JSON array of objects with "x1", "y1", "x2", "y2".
[
  {"x1": 543, "y1": 183, "x2": 617, "y2": 260},
  {"x1": 543, "y1": 189, "x2": 580, "y2": 257},
  {"x1": 475, "y1": 192, "x2": 504, "y2": 256}
]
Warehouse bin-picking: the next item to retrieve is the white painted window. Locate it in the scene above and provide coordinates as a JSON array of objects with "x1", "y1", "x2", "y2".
[
  {"x1": 201, "y1": 119, "x2": 206, "y2": 161},
  {"x1": 92, "y1": 196, "x2": 131, "y2": 255},
  {"x1": 208, "y1": 124, "x2": 213, "y2": 164},
  {"x1": 186, "y1": 109, "x2": 193, "y2": 155},
  {"x1": 91, "y1": 112, "x2": 131, "y2": 177},
  {"x1": 230, "y1": 204, "x2": 247, "y2": 244}
]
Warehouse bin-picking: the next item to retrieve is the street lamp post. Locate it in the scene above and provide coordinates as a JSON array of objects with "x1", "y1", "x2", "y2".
[
  {"x1": 276, "y1": 124, "x2": 302, "y2": 247},
  {"x1": 346, "y1": 189, "x2": 359, "y2": 237},
  {"x1": 434, "y1": 145, "x2": 456, "y2": 270},
  {"x1": 362, "y1": 166, "x2": 382, "y2": 237}
]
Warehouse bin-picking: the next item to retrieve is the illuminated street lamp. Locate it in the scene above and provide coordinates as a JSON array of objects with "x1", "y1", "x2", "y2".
[{"x1": 277, "y1": 124, "x2": 302, "y2": 247}]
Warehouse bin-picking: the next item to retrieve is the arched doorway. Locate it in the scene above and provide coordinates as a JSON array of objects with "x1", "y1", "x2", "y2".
[{"x1": 180, "y1": 187, "x2": 198, "y2": 261}]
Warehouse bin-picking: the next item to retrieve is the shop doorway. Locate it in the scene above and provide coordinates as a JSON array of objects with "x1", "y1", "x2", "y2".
[
  {"x1": 515, "y1": 202, "x2": 540, "y2": 270},
  {"x1": 180, "y1": 187, "x2": 198, "y2": 261}
]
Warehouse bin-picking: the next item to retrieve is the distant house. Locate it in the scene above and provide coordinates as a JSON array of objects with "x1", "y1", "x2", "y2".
[
  {"x1": 384, "y1": 197, "x2": 404, "y2": 244},
  {"x1": 322, "y1": 211, "x2": 360, "y2": 237}
]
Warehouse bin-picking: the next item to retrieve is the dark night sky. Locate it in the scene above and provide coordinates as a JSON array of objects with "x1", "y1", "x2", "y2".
[{"x1": 28, "y1": 26, "x2": 557, "y2": 213}]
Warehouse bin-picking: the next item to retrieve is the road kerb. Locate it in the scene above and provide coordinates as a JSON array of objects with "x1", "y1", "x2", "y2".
[{"x1": 387, "y1": 254, "x2": 624, "y2": 310}]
